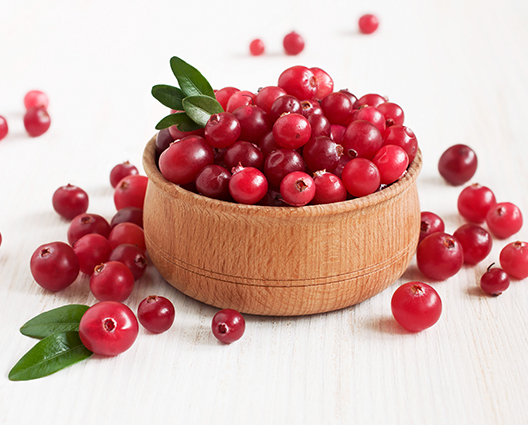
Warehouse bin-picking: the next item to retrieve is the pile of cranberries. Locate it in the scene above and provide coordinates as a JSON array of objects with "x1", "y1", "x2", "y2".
[{"x1": 156, "y1": 65, "x2": 418, "y2": 207}]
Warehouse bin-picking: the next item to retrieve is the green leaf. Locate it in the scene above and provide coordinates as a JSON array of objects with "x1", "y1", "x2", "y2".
[
  {"x1": 182, "y1": 95, "x2": 224, "y2": 127},
  {"x1": 170, "y1": 56, "x2": 215, "y2": 98},
  {"x1": 9, "y1": 332, "x2": 92, "y2": 381},
  {"x1": 151, "y1": 84, "x2": 185, "y2": 111},
  {"x1": 155, "y1": 112, "x2": 202, "y2": 131},
  {"x1": 20, "y1": 304, "x2": 89, "y2": 339}
]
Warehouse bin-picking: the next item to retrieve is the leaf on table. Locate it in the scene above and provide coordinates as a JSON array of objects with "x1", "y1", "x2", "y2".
[{"x1": 20, "y1": 304, "x2": 90, "y2": 339}]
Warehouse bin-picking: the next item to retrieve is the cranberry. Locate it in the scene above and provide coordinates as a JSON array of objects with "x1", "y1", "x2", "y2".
[
  {"x1": 224, "y1": 141, "x2": 264, "y2": 171},
  {"x1": 30, "y1": 242, "x2": 79, "y2": 291},
  {"x1": 24, "y1": 106, "x2": 51, "y2": 137},
  {"x1": 232, "y1": 105, "x2": 270, "y2": 143},
  {"x1": 500, "y1": 241, "x2": 528, "y2": 279},
  {"x1": 67, "y1": 213, "x2": 111, "y2": 245},
  {"x1": 258, "y1": 189, "x2": 286, "y2": 207},
  {"x1": 259, "y1": 132, "x2": 282, "y2": 158},
  {"x1": 417, "y1": 233, "x2": 464, "y2": 281},
  {"x1": 110, "y1": 207, "x2": 143, "y2": 229},
  {"x1": 211, "y1": 309, "x2": 245, "y2": 344},
  {"x1": 300, "y1": 99, "x2": 323, "y2": 118},
  {"x1": 73, "y1": 234, "x2": 112, "y2": 275},
  {"x1": 24, "y1": 90, "x2": 49, "y2": 109},
  {"x1": 90, "y1": 262, "x2": 135, "y2": 302},
  {"x1": 79, "y1": 301, "x2": 139, "y2": 356},
  {"x1": 419, "y1": 212, "x2": 445, "y2": 244},
  {"x1": 195, "y1": 164, "x2": 231, "y2": 200},
  {"x1": 480, "y1": 264, "x2": 510, "y2": 296},
  {"x1": 310, "y1": 67, "x2": 334, "y2": 100},
  {"x1": 155, "y1": 128, "x2": 174, "y2": 157},
  {"x1": 358, "y1": 14, "x2": 379, "y2": 34},
  {"x1": 352, "y1": 106, "x2": 386, "y2": 133},
  {"x1": 485, "y1": 202, "x2": 523, "y2": 239},
  {"x1": 108, "y1": 222, "x2": 146, "y2": 252},
  {"x1": 204, "y1": 112, "x2": 241, "y2": 149},
  {"x1": 264, "y1": 149, "x2": 306, "y2": 188},
  {"x1": 278, "y1": 66, "x2": 317, "y2": 100},
  {"x1": 229, "y1": 166, "x2": 268, "y2": 205},
  {"x1": 303, "y1": 136, "x2": 342, "y2": 173},
  {"x1": 273, "y1": 113, "x2": 311, "y2": 149},
  {"x1": 321, "y1": 92, "x2": 354, "y2": 125},
  {"x1": 255, "y1": 86, "x2": 288, "y2": 114},
  {"x1": 249, "y1": 39, "x2": 265, "y2": 56},
  {"x1": 110, "y1": 162, "x2": 139, "y2": 188},
  {"x1": 341, "y1": 120, "x2": 383, "y2": 159},
  {"x1": 453, "y1": 223, "x2": 492, "y2": 265},
  {"x1": 114, "y1": 174, "x2": 149, "y2": 210},
  {"x1": 269, "y1": 95, "x2": 302, "y2": 122},
  {"x1": 438, "y1": 144, "x2": 478, "y2": 186},
  {"x1": 383, "y1": 125, "x2": 418, "y2": 163},
  {"x1": 215, "y1": 87, "x2": 240, "y2": 111},
  {"x1": 0, "y1": 116, "x2": 8, "y2": 141},
  {"x1": 280, "y1": 171, "x2": 315, "y2": 206},
  {"x1": 339, "y1": 89, "x2": 359, "y2": 109},
  {"x1": 168, "y1": 124, "x2": 204, "y2": 141},
  {"x1": 312, "y1": 171, "x2": 347, "y2": 204},
  {"x1": 52, "y1": 184, "x2": 89, "y2": 220},
  {"x1": 457, "y1": 184, "x2": 496, "y2": 223},
  {"x1": 138, "y1": 295, "x2": 175, "y2": 333},
  {"x1": 377, "y1": 102, "x2": 404, "y2": 127},
  {"x1": 108, "y1": 244, "x2": 148, "y2": 281},
  {"x1": 307, "y1": 114, "x2": 331, "y2": 138},
  {"x1": 357, "y1": 93, "x2": 386, "y2": 108},
  {"x1": 391, "y1": 282, "x2": 442, "y2": 332},
  {"x1": 332, "y1": 154, "x2": 352, "y2": 179},
  {"x1": 330, "y1": 124, "x2": 346, "y2": 144},
  {"x1": 341, "y1": 158, "x2": 380, "y2": 197},
  {"x1": 226, "y1": 90, "x2": 256, "y2": 113},
  {"x1": 371, "y1": 144, "x2": 409, "y2": 185},
  {"x1": 283, "y1": 31, "x2": 305, "y2": 55}
]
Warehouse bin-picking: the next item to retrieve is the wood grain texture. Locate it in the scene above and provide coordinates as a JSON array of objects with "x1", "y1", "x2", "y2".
[{"x1": 143, "y1": 136, "x2": 422, "y2": 315}]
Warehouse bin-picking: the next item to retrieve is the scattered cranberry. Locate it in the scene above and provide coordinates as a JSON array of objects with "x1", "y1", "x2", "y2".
[
  {"x1": 110, "y1": 162, "x2": 139, "y2": 188},
  {"x1": 24, "y1": 90, "x2": 49, "y2": 110},
  {"x1": 73, "y1": 233, "x2": 112, "y2": 275},
  {"x1": 228, "y1": 166, "x2": 268, "y2": 205},
  {"x1": 480, "y1": 264, "x2": 510, "y2": 296},
  {"x1": 110, "y1": 207, "x2": 143, "y2": 229},
  {"x1": 500, "y1": 241, "x2": 528, "y2": 279},
  {"x1": 138, "y1": 295, "x2": 175, "y2": 333},
  {"x1": 0, "y1": 116, "x2": 8, "y2": 141},
  {"x1": 457, "y1": 184, "x2": 496, "y2": 223},
  {"x1": 79, "y1": 301, "x2": 139, "y2": 356},
  {"x1": 485, "y1": 202, "x2": 523, "y2": 239},
  {"x1": 67, "y1": 213, "x2": 111, "y2": 245},
  {"x1": 438, "y1": 144, "x2": 478, "y2": 186},
  {"x1": 211, "y1": 309, "x2": 245, "y2": 344},
  {"x1": 249, "y1": 39, "x2": 265, "y2": 56},
  {"x1": 24, "y1": 106, "x2": 51, "y2": 137},
  {"x1": 391, "y1": 282, "x2": 442, "y2": 332},
  {"x1": 453, "y1": 223, "x2": 492, "y2": 265},
  {"x1": 416, "y1": 233, "x2": 464, "y2": 281},
  {"x1": 358, "y1": 14, "x2": 379, "y2": 34},
  {"x1": 90, "y1": 262, "x2": 135, "y2": 302},
  {"x1": 280, "y1": 171, "x2": 316, "y2": 206},
  {"x1": 114, "y1": 174, "x2": 149, "y2": 210},
  {"x1": 30, "y1": 242, "x2": 79, "y2": 291},
  {"x1": 108, "y1": 244, "x2": 148, "y2": 281},
  {"x1": 419, "y1": 212, "x2": 445, "y2": 244},
  {"x1": 52, "y1": 184, "x2": 89, "y2": 220},
  {"x1": 283, "y1": 31, "x2": 305, "y2": 55},
  {"x1": 108, "y1": 222, "x2": 146, "y2": 252}
]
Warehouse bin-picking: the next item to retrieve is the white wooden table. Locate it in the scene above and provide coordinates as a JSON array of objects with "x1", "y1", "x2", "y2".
[{"x1": 1, "y1": 1, "x2": 527, "y2": 424}]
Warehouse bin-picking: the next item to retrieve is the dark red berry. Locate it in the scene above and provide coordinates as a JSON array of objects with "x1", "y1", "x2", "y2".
[
  {"x1": 108, "y1": 222, "x2": 146, "y2": 252},
  {"x1": 211, "y1": 309, "x2": 245, "y2": 344},
  {"x1": 195, "y1": 164, "x2": 231, "y2": 200},
  {"x1": 108, "y1": 244, "x2": 148, "y2": 280},
  {"x1": 417, "y1": 233, "x2": 464, "y2": 281},
  {"x1": 457, "y1": 184, "x2": 496, "y2": 223},
  {"x1": 272, "y1": 113, "x2": 311, "y2": 149},
  {"x1": 377, "y1": 102, "x2": 404, "y2": 127},
  {"x1": 278, "y1": 66, "x2": 317, "y2": 100},
  {"x1": 110, "y1": 207, "x2": 143, "y2": 229},
  {"x1": 204, "y1": 112, "x2": 241, "y2": 149},
  {"x1": 229, "y1": 166, "x2": 268, "y2": 205},
  {"x1": 67, "y1": 213, "x2": 111, "y2": 245},
  {"x1": 341, "y1": 120, "x2": 383, "y2": 159},
  {"x1": 500, "y1": 241, "x2": 528, "y2": 279},
  {"x1": 310, "y1": 67, "x2": 334, "y2": 100},
  {"x1": 30, "y1": 242, "x2": 79, "y2": 291},
  {"x1": 52, "y1": 184, "x2": 89, "y2": 220},
  {"x1": 24, "y1": 106, "x2": 51, "y2": 137},
  {"x1": 114, "y1": 175, "x2": 149, "y2": 210},
  {"x1": 391, "y1": 282, "x2": 442, "y2": 332},
  {"x1": 453, "y1": 223, "x2": 492, "y2": 265},
  {"x1": 383, "y1": 125, "x2": 418, "y2": 163},
  {"x1": 255, "y1": 86, "x2": 288, "y2": 114},
  {"x1": 419, "y1": 212, "x2": 445, "y2": 244},
  {"x1": 226, "y1": 90, "x2": 256, "y2": 113},
  {"x1": 264, "y1": 148, "x2": 306, "y2": 188},
  {"x1": 73, "y1": 233, "x2": 112, "y2": 275},
  {"x1": 485, "y1": 202, "x2": 523, "y2": 239},
  {"x1": 110, "y1": 162, "x2": 139, "y2": 188},
  {"x1": 138, "y1": 295, "x2": 175, "y2": 333},
  {"x1": 480, "y1": 265, "x2": 510, "y2": 296},
  {"x1": 438, "y1": 144, "x2": 478, "y2": 186},
  {"x1": 90, "y1": 261, "x2": 135, "y2": 302},
  {"x1": 232, "y1": 105, "x2": 270, "y2": 143},
  {"x1": 357, "y1": 93, "x2": 386, "y2": 108}
]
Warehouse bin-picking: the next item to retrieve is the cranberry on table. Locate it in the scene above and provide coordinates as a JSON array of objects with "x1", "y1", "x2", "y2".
[
  {"x1": 110, "y1": 162, "x2": 139, "y2": 188},
  {"x1": 416, "y1": 233, "x2": 464, "y2": 281},
  {"x1": 0, "y1": 115, "x2": 8, "y2": 141},
  {"x1": 500, "y1": 241, "x2": 528, "y2": 279},
  {"x1": 114, "y1": 174, "x2": 149, "y2": 210},
  {"x1": 419, "y1": 211, "x2": 445, "y2": 244},
  {"x1": 195, "y1": 165, "x2": 231, "y2": 201},
  {"x1": 24, "y1": 106, "x2": 51, "y2": 137},
  {"x1": 457, "y1": 183, "x2": 496, "y2": 223},
  {"x1": 212, "y1": 309, "x2": 246, "y2": 344},
  {"x1": 278, "y1": 66, "x2": 317, "y2": 101},
  {"x1": 358, "y1": 14, "x2": 379, "y2": 34},
  {"x1": 438, "y1": 144, "x2": 478, "y2": 186},
  {"x1": 138, "y1": 295, "x2": 175, "y2": 333},
  {"x1": 79, "y1": 301, "x2": 139, "y2": 356},
  {"x1": 280, "y1": 171, "x2": 316, "y2": 206},
  {"x1": 485, "y1": 202, "x2": 523, "y2": 239},
  {"x1": 391, "y1": 282, "x2": 442, "y2": 332},
  {"x1": 90, "y1": 261, "x2": 135, "y2": 302},
  {"x1": 341, "y1": 158, "x2": 381, "y2": 198},
  {"x1": 30, "y1": 242, "x2": 79, "y2": 291},
  {"x1": 229, "y1": 166, "x2": 268, "y2": 205},
  {"x1": 24, "y1": 90, "x2": 49, "y2": 110},
  {"x1": 67, "y1": 213, "x2": 111, "y2": 245},
  {"x1": 283, "y1": 31, "x2": 305, "y2": 55},
  {"x1": 480, "y1": 265, "x2": 510, "y2": 296},
  {"x1": 272, "y1": 113, "x2": 311, "y2": 149},
  {"x1": 108, "y1": 222, "x2": 146, "y2": 252},
  {"x1": 73, "y1": 233, "x2": 112, "y2": 275},
  {"x1": 453, "y1": 223, "x2": 492, "y2": 265},
  {"x1": 371, "y1": 144, "x2": 409, "y2": 185},
  {"x1": 52, "y1": 184, "x2": 89, "y2": 220},
  {"x1": 108, "y1": 244, "x2": 148, "y2": 281},
  {"x1": 312, "y1": 171, "x2": 347, "y2": 204},
  {"x1": 204, "y1": 112, "x2": 241, "y2": 148},
  {"x1": 110, "y1": 206, "x2": 143, "y2": 229},
  {"x1": 249, "y1": 38, "x2": 265, "y2": 56},
  {"x1": 310, "y1": 67, "x2": 334, "y2": 100}
]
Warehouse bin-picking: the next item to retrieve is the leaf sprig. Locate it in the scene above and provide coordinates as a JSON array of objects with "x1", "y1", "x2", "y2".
[{"x1": 152, "y1": 56, "x2": 223, "y2": 131}]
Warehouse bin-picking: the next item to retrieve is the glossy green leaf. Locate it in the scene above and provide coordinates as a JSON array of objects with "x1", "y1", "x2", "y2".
[
  {"x1": 151, "y1": 84, "x2": 185, "y2": 111},
  {"x1": 154, "y1": 112, "x2": 202, "y2": 131},
  {"x1": 182, "y1": 95, "x2": 224, "y2": 127},
  {"x1": 20, "y1": 304, "x2": 89, "y2": 339},
  {"x1": 9, "y1": 332, "x2": 92, "y2": 381},
  {"x1": 170, "y1": 56, "x2": 215, "y2": 98}
]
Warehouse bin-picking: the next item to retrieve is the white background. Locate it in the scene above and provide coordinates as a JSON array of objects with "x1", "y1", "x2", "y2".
[{"x1": 1, "y1": 0, "x2": 528, "y2": 424}]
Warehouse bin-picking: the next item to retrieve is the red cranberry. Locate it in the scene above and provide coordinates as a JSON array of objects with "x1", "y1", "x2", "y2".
[
  {"x1": 383, "y1": 125, "x2": 418, "y2": 163},
  {"x1": 391, "y1": 282, "x2": 442, "y2": 332},
  {"x1": 0, "y1": 116, "x2": 8, "y2": 141},
  {"x1": 417, "y1": 233, "x2": 464, "y2": 281},
  {"x1": 280, "y1": 171, "x2": 315, "y2": 206},
  {"x1": 259, "y1": 132, "x2": 282, "y2": 158},
  {"x1": 310, "y1": 67, "x2": 334, "y2": 100},
  {"x1": 278, "y1": 66, "x2": 317, "y2": 100},
  {"x1": 312, "y1": 171, "x2": 347, "y2": 204},
  {"x1": 110, "y1": 162, "x2": 139, "y2": 188},
  {"x1": 357, "y1": 93, "x2": 386, "y2": 108},
  {"x1": 229, "y1": 166, "x2": 268, "y2": 205},
  {"x1": 67, "y1": 213, "x2": 111, "y2": 245},
  {"x1": 352, "y1": 106, "x2": 386, "y2": 133},
  {"x1": 330, "y1": 125, "x2": 346, "y2": 144},
  {"x1": 480, "y1": 265, "x2": 510, "y2": 296},
  {"x1": 24, "y1": 106, "x2": 51, "y2": 137},
  {"x1": 168, "y1": 124, "x2": 204, "y2": 141},
  {"x1": 155, "y1": 128, "x2": 175, "y2": 157},
  {"x1": 283, "y1": 31, "x2": 305, "y2": 55},
  {"x1": 321, "y1": 92, "x2": 354, "y2": 125},
  {"x1": 108, "y1": 222, "x2": 146, "y2": 252},
  {"x1": 377, "y1": 102, "x2": 404, "y2": 127},
  {"x1": 224, "y1": 141, "x2": 264, "y2": 171},
  {"x1": 438, "y1": 144, "x2": 478, "y2": 186},
  {"x1": 24, "y1": 90, "x2": 49, "y2": 109},
  {"x1": 138, "y1": 295, "x2": 175, "y2": 333},
  {"x1": 255, "y1": 86, "x2": 288, "y2": 114},
  {"x1": 215, "y1": 87, "x2": 240, "y2": 111},
  {"x1": 205, "y1": 112, "x2": 241, "y2": 149},
  {"x1": 419, "y1": 212, "x2": 445, "y2": 244},
  {"x1": 52, "y1": 184, "x2": 89, "y2": 220},
  {"x1": 457, "y1": 184, "x2": 496, "y2": 223},
  {"x1": 300, "y1": 99, "x2": 323, "y2": 118},
  {"x1": 73, "y1": 233, "x2": 112, "y2": 275},
  {"x1": 500, "y1": 241, "x2": 528, "y2": 279},
  {"x1": 339, "y1": 89, "x2": 359, "y2": 109},
  {"x1": 30, "y1": 242, "x2": 79, "y2": 291},
  {"x1": 212, "y1": 309, "x2": 245, "y2": 344},
  {"x1": 114, "y1": 174, "x2": 149, "y2": 210},
  {"x1": 264, "y1": 149, "x2": 306, "y2": 188},
  {"x1": 358, "y1": 14, "x2": 379, "y2": 34},
  {"x1": 269, "y1": 95, "x2": 302, "y2": 122},
  {"x1": 249, "y1": 39, "x2": 265, "y2": 56},
  {"x1": 307, "y1": 114, "x2": 331, "y2": 138},
  {"x1": 90, "y1": 261, "x2": 135, "y2": 302},
  {"x1": 272, "y1": 113, "x2": 311, "y2": 149},
  {"x1": 195, "y1": 164, "x2": 231, "y2": 200},
  {"x1": 453, "y1": 223, "x2": 492, "y2": 265},
  {"x1": 303, "y1": 136, "x2": 342, "y2": 173},
  {"x1": 342, "y1": 120, "x2": 383, "y2": 159},
  {"x1": 486, "y1": 202, "x2": 523, "y2": 239},
  {"x1": 108, "y1": 244, "x2": 148, "y2": 281},
  {"x1": 110, "y1": 207, "x2": 143, "y2": 229},
  {"x1": 341, "y1": 158, "x2": 381, "y2": 197},
  {"x1": 371, "y1": 144, "x2": 409, "y2": 185},
  {"x1": 226, "y1": 90, "x2": 256, "y2": 113}
]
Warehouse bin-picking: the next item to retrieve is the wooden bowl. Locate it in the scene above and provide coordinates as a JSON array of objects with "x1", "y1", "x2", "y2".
[{"x1": 143, "y1": 135, "x2": 422, "y2": 316}]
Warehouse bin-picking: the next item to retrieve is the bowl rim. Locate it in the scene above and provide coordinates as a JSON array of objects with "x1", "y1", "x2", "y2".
[{"x1": 143, "y1": 134, "x2": 422, "y2": 218}]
